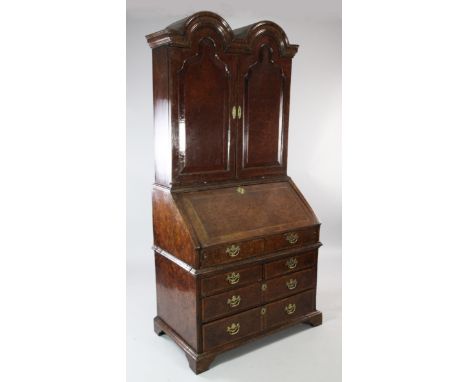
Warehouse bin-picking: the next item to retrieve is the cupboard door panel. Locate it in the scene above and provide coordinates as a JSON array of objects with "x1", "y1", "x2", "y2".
[
  {"x1": 237, "y1": 42, "x2": 292, "y2": 178},
  {"x1": 171, "y1": 35, "x2": 237, "y2": 185},
  {"x1": 244, "y1": 46, "x2": 283, "y2": 168}
]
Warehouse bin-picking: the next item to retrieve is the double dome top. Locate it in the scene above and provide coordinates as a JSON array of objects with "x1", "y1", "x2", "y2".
[{"x1": 145, "y1": 11, "x2": 298, "y2": 58}]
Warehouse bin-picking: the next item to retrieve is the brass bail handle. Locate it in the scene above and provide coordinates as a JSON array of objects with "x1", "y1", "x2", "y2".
[
  {"x1": 286, "y1": 278, "x2": 298, "y2": 290},
  {"x1": 226, "y1": 323, "x2": 240, "y2": 335},
  {"x1": 286, "y1": 257, "x2": 298, "y2": 270},
  {"x1": 227, "y1": 295, "x2": 241, "y2": 308},
  {"x1": 226, "y1": 272, "x2": 240, "y2": 285},
  {"x1": 284, "y1": 303, "x2": 296, "y2": 315},
  {"x1": 226, "y1": 244, "x2": 240, "y2": 257},
  {"x1": 285, "y1": 232, "x2": 299, "y2": 244}
]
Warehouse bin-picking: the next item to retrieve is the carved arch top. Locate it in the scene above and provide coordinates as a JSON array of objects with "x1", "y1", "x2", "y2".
[
  {"x1": 231, "y1": 20, "x2": 298, "y2": 58},
  {"x1": 146, "y1": 11, "x2": 298, "y2": 58}
]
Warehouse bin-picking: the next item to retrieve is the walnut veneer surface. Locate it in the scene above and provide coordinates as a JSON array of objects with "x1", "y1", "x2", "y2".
[{"x1": 148, "y1": 11, "x2": 322, "y2": 374}]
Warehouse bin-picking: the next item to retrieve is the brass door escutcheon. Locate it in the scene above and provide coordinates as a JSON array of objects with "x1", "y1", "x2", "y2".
[
  {"x1": 227, "y1": 295, "x2": 241, "y2": 308},
  {"x1": 226, "y1": 244, "x2": 240, "y2": 257},
  {"x1": 232, "y1": 106, "x2": 236, "y2": 119},
  {"x1": 226, "y1": 323, "x2": 240, "y2": 335},
  {"x1": 226, "y1": 272, "x2": 240, "y2": 285},
  {"x1": 285, "y1": 232, "x2": 299, "y2": 244},
  {"x1": 286, "y1": 278, "x2": 298, "y2": 290},
  {"x1": 284, "y1": 303, "x2": 296, "y2": 315},
  {"x1": 236, "y1": 186, "x2": 245, "y2": 194},
  {"x1": 237, "y1": 105, "x2": 242, "y2": 119},
  {"x1": 261, "y1": 307, "x2": 267, "y2": 315},
  {"x1": 261, "y1": 283, "x2": 268, "y2": 291},
  {"x1": 285, "y1": 257, "x2": 298, "y2": 270}
]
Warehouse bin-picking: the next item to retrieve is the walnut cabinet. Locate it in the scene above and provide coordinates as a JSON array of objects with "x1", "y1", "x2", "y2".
[{"x1": 146, "y1": 11, "x2": 322, "y2": 374}]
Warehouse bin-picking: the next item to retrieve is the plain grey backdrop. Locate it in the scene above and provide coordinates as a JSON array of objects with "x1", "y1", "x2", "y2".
[{"x1": 127, "y1": 1, "x2": 341, "y2": 381}]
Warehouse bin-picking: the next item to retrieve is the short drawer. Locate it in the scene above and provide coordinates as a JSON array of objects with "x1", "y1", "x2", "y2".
[
  {"x1": 201, "y1": 239, "x2": 264, "y2": 267},
  {"x1": 264, "y1": 250, "x2": 317, "y2": 279},
  {"x1": 264, "y1": 227, "x2": 319, "y2": 253},
  {"x1": 264, "y1": 289, "x2": 316, "y2": 329},
  {"x1": 263, "y1": 268, "x2": 316, "y2": 303},
  {"x1": 202, "y1": 283, "x2": 262, "y2": 322},
  {"x1": 201, "y1": 264, "x2": 262, "y2": 297},
  {"x1": 202, "y1": 307, "x2": 262, "y2": 351}
]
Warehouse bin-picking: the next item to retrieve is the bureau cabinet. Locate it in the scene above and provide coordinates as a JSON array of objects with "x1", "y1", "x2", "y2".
[{"x1": 147, "y1": 11, "x2": 322, "y2": 374}]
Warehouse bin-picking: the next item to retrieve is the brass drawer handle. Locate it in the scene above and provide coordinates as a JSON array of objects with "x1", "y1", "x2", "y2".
[
  {"x1": 285, "y1": 232, "x2": 299, "y2": 244},
  {"x1": 286, "y1": 278, "x2": 298, "y2": 290},
  {"x1": 227, "y1": 295, "x2": 241, "y2": 308},
  {"x1": 284, "y1": 303, "x2": 296, "y2": 315},
  {"x1": 226, "y1": 323, "x2": 240, "y2": 335},
  {"x1": 226, "y1": 244, "x2": 240, "y2": 257},
  {"x1": 285, "y1": 257, "x2": 298, "y2": 270},
  {"x1": 226, "y1": 272, "x2": 240, "y2": 285}
]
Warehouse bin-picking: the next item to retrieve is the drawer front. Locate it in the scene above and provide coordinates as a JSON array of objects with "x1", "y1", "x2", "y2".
[
  {"x1": 201, "y1": 239, "x2": 264, "y2": 267},
  {"x1": 264, "y1": 227, "x2": 319, "y2": 253},
  {"x1": 202, "y1": 307, "x2": 262, "y2": 351},
  {"x1": 264, "y1": 250, "x2": 317, "y2": 279},
  {"x1": 263, "y1": 268, "x2": 316, "y2": 303},
  {"x1": 201, "y1": 265, "x2": 262, "y2": 297},
  {"x1": 202, "y1": 283, "x2": 262, "y2": 322},
  {"x1": 264, "y1": 289, "x2": 316, "y2": 329}
]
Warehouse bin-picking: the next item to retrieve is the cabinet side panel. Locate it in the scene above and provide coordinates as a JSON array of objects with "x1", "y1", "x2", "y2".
[
  {"x1": 152, "y1": 46, "x2": 172, "y2": 187},
  {"x1": 288, "y1": 178, "x2": 321, "y2": 224},
  {"x1": 152, "y1": 187, "x2": 199, "y2": 266},
  {"x1": 155, "y1": 254, "x2": 199, "y2": 352}
]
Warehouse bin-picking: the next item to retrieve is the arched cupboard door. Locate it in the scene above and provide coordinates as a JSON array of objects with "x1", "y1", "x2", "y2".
[
  {"x1": 169, "y1": 29, "x2": 237, "y2": 185},
  {"x1": 236, "y1": 38, "x2": 292, "y2": 179}
]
